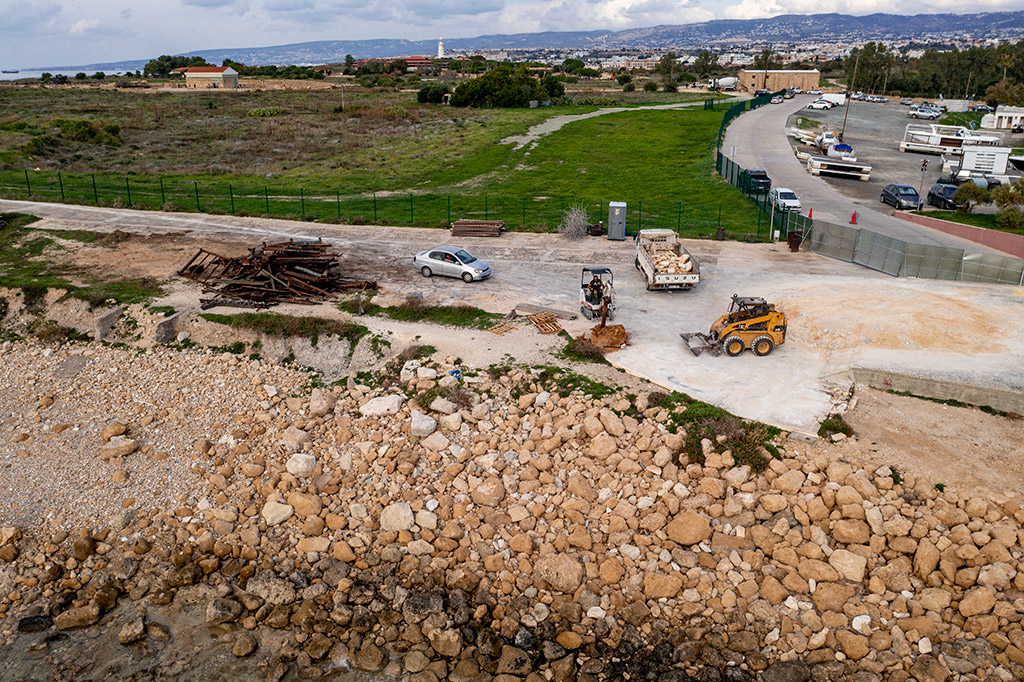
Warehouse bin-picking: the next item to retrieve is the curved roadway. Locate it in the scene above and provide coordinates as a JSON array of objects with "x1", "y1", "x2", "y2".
[{"x1": 723, "y1": 98, "x2": 996, "y2": 251}]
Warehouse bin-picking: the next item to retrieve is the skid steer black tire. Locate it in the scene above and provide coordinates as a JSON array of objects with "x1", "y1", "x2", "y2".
[
  {"x1": 752, "y1": 335, "x2": 775, "y2": 356},
  {"x1": 723, "y1": 335, "x2": 745, "y2": 357}
]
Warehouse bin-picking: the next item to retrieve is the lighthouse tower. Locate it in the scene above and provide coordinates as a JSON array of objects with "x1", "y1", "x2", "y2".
[{"x1": 437, "y1": 38, "x2": 445, "y2": 60}]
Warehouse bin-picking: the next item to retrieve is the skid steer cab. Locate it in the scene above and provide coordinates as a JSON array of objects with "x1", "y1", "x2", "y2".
[
  {"x1": 681, "y1": 294, "x2": 787, "y2": 357},
  {"x1": 580, "y1": 267, "x2": 615, "y2": 321}
]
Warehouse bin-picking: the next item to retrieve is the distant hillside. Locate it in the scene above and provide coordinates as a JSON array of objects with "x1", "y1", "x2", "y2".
[{"x1": 38, "y1": 11, "x2": 1024, "y2": 71}]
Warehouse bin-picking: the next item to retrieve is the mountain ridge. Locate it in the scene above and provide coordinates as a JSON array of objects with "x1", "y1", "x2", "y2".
[{"x1": 35, "y1": 11, "x2": 1024, "y2": 72}]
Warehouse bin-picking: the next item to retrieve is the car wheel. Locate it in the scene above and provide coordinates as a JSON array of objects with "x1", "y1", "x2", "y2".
[
  {"x1": 880, "y1": 194, "x2": 887, "y2": 205},
  {"x1": 752, "y1": 336, "x2": 775, "y2": 357},
  {"x1": 461, "y1": 272, "x2": 474, "y2": 283},
  {"x1": 420, "y1": 266, "x2": 432, "y2": 277},
  {"x1": 723, "y1": 335, "x2": 745, "y2": 357}
]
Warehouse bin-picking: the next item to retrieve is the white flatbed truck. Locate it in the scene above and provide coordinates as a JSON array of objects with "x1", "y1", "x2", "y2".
[{"x1": 634, "y1": 229, "x2": 700, "y2": 291}]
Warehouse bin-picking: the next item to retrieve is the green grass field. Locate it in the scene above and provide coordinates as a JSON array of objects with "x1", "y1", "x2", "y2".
[{"x1": 0, "y1": 93, "x2": 761, "y2": 238}]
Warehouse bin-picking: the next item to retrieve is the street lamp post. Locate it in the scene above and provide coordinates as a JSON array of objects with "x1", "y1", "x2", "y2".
[{"x1": 919, "y1": 159, "x2": 928, "y2": 207}]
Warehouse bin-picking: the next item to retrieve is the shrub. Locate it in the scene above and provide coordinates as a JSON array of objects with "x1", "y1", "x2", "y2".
[
  {"x1": 643, "y1": 81, "x2": 659, "y2": 92},
  {"x1": 663, "y1": 82, "x2": 678, "y2": 92},
  {"x1": 247, "y1": 107, "x2": 285, "y2": 118},
  {"x1": 616, "y1": 74, "x2": 632, "y2": 85},
  {"x1": 417, "y1": 83, "x2": 449, "y2": 104},
  {"x1": 557, "y1": 203, "x2": 590, "y2": 241},
  {"x1": 817, "y1": 413, "x2": 853, "y2": 438},
  {"x1": 623, "y1": 82, "x2": 636, "y2": 92},
  {"x1": 562, "y1": 338, "x2": 607, "y2": 364}
]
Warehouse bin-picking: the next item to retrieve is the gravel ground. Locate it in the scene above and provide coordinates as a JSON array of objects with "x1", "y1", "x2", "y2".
[{"x1": 0, "y1": 342, "x2": 306, "y2": 531}]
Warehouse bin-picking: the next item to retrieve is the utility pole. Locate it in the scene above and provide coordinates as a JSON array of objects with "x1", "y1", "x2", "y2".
[
  {"x1": 919, "y1": 159, "x2": 928, "y2": 205},
  {"x1": 840, "y1": 49, "x2": 861, "y2": 142},
  {"x1": 964, "y1": 71, "x2": 972, "y2": 101}
]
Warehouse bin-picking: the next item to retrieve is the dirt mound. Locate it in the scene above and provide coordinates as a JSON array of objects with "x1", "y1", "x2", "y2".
[{"x1": 589, "y1": 323, "x2": 628, "y2": 349}]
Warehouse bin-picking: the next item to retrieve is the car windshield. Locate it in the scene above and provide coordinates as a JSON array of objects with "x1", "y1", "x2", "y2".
[
  {"x1": 896, "y1": 187, "x2": 917, "y2": 196},
  {"x1": 941, "y1": 186, "x2": 957, "y2": 197},
  {"x1": 779, "y1": 192, "x2": 798, "y2": 200},
  {"x1": 454, "y1": 249, "x2": 476, "y2": 264}
]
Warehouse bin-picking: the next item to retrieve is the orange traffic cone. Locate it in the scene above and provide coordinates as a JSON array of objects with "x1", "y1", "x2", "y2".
[
  {"x1": 808, "y1": 208, "x2": 813, "y2": 219},
  {"x1": 850, "y1": 211, "x2": 857, "y2": 225}
]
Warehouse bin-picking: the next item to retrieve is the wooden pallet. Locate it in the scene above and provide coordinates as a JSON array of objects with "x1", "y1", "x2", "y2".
[
  {"x1": 451, "y1": 219, "x2": 505, "y2": 237},
  {"x1": 527, "y1": 312, "x2": 562, "y2": 335},
  {"x1": 487, "y1": 322, "x2": 516, "y2": 336}
]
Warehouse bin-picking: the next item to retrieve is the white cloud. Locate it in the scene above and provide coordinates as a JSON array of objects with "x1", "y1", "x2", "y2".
[
  {"x1": 68, "y1": 18, "x2": 102, "y2": 36},
  {"x1": 498, "y1": 0, "x2": 712, "y2": 32}
]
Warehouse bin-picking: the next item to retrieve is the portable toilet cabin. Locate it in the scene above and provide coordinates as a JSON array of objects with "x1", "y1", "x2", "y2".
[{"x1": 607, "y1": 202, "x2": 627, "y2": 240}]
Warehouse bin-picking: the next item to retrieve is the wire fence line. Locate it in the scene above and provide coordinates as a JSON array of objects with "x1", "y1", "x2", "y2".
[
  {"x1": 714, "y1": 95, "x2": 1024, "y2": 286},
  {"x1": 0, "y1": 170, "x2": 752, "y2": 241}
]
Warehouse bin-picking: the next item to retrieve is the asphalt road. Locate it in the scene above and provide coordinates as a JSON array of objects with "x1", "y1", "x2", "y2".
[{"x1": 722, "y1": 97, "x2": 999, "y2": 251}]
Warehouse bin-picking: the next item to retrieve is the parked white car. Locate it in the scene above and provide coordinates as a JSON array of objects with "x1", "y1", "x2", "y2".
[
  {"x1": 769, "y1": 188, "x2": 802, "y2": 214},
  {"x1": 807, "y1": 89, "x2": 823, "y2": 96},
  {"x1": 806, "y1": 100, "x2": 831, "y2": 110},
  {"x1": 413, "y1": 246, "x2": 491, "y2": 282}
]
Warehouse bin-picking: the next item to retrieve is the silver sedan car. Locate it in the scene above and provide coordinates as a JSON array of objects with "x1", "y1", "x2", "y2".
[{"x1": 413, "y1": 246, "x2": 491, "y2": 282}]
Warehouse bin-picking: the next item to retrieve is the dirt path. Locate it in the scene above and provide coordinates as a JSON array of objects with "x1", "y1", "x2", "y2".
[
  {"x1": 837, "y1": 387, "x2": 1024, "y2": 500},
  {"x1": 501, "y1": 98, "x2": 740, "y2": 149}
]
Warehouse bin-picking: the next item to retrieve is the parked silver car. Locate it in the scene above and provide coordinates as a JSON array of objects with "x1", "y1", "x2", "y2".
[{"x1": 413, "y1": 246, "x2": 491, "y2": 282}]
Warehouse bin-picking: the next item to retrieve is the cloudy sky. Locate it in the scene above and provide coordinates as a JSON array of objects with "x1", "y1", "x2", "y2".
[{"x1": 1, "y1": 0, "x2": 1017, "y2": 68}]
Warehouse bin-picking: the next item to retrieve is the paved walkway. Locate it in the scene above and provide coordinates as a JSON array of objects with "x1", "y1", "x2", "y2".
[{"x1": 723, "y1": 98, "x2": 1000, "y2": 252}]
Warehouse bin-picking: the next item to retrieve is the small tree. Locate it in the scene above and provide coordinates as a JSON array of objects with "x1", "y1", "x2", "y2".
[
  {"x1": 643, "y1": 81, "x2": 659, "y2": 92},
  {"x1": 616, "y1": 73, "x2": 632, "y2": 85},
  {"x1": 952, "y1": 183, "x2": 990, "y2": 214},
  {"x1": 75, "y1": 73, "x2": 87, "y2": 80},
  {"x1": 417, "y1": 83, "x2": 449, "y2": 104},
  {"x1": 558, "y1": 204, "x2": 590, "y2": 241},
  {"x1": 623, "y1": 82, "x2": 636, "y2": 92}
]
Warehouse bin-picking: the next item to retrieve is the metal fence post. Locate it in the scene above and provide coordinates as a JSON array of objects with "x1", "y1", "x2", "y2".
[
  {"x1": 265, "y1": 186, "x2": 270, "y2": 214},
  {"x1": 91, "y1": 174, "x2": 98, "y2": 203},
  {"x1": 300, "y1": 188, "x2": 305, "y2": 217},
  {"x1": 57, "y1": 172, "x2": 64, "y2": 201},
  {"x1": 194, "y1": 181, "x2": 200, "y2": 212},
  {"x1": 24, "y1": 170, "x2": 31, "y2": 196},
  {"x1": 336, "y1": 191, "x2": 341, "y2": 219},
  {"x1": 373, "y1": 193, "x2": 377, "y2": 222},
  {"x1": 160, "y1": 177, "x2": 166, "y2": 205},
  {"x1": 484, "y1": 196, "x2": 488, "y2": 220},
  {"x1": 229, "y1": 185, "x2": 235, "y2": 214},
  {"x1": 125, "y1": 177, "x2": 132, "y2": 206},
  {"x1": 522, "y1": 197, "x2": 527, "y2": 229}
]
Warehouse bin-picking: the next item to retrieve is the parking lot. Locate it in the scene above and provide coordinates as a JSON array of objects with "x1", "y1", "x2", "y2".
[{"x1": 789, "y1": 99, "x2": 1023, "y2": 207}]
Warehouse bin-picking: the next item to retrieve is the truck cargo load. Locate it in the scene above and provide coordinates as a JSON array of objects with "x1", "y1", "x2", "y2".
[{"x1": 635, "y1": 229, "x2": 700, "y2": 291}]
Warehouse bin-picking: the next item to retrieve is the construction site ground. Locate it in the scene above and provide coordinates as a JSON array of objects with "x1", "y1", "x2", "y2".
[{"x1": 3, "y1": 199, "x2": 1024, "y2": 441}]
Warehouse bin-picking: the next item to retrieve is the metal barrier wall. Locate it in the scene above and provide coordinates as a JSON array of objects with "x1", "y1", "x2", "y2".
[
  {"x1": 716, "y1": 126, "x2": 1024, "y2": 286},
  {"x1": 800, "y1": 221, "x2": 1024, "y2": 286}
]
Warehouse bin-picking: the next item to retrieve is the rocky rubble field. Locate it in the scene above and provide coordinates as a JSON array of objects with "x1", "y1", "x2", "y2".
[{"x1": 1, "y1": 340, "x2": 1023, "y2": 682}]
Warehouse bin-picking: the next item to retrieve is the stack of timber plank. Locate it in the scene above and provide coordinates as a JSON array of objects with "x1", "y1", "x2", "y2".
[{"x1": 451, "y1": 219, "x2": 505, "y2": 237}]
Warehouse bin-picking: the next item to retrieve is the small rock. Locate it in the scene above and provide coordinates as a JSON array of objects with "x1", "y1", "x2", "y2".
[
  {"x1": 285, "y1": 453, "x2": 316, "y2": 478},
  {"x1": 261, "y1": 501, "x2": 293, "y2": 526},
  {"x1": 380, "y1": 503, "x2": 415, "y2": 532},
  {"x1": 359, "y1": 394, "x2": 404, "y2": 416},
  {"x1": 535, "y1": 554, "x2": 584, "y2": 593},
  {"x1": 206, "y1": 597, "x2": 243, "y2": 625},
  {"x1": 100, "y1": 422, "x2": 127, "y2": 443},
  {"x1": 233, "y1": 631, "x2": 259, "y2": 657},
  {"x1": 117, "y1": 618, "x2": 146, "y2": 645},
  {"x1": 100, "y1": 436, "x2": 138, "y2": 459},
  {"x1": 410, "y1": 411, "x2": 437, "y2": 437},
  {"x1": 55, "y1": 604, "x2": 101, "y2": 630}
]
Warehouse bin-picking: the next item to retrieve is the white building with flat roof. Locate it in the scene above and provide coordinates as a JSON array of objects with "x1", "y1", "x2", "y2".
[{"x1": 983, "y1": 105, "x2": 1024, "y2": 130}]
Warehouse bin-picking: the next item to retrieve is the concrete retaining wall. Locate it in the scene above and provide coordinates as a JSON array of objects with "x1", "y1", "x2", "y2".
[
  {"x1": 851, "y1": 367, "x2": 1024, "y2": 416},
  {"x1": 895, "y1": 212, "x2": 1024, "y2": 259}
]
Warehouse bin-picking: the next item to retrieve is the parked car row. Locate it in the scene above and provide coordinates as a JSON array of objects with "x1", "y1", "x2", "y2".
[{"x1": 908, "y1": 103, "x2": 943, "y2": 120}]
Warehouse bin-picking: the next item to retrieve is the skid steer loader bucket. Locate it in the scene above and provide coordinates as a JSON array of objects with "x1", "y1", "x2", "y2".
[{"x1": 680, "y1": 332, "x2": 720, "y2": 357}]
